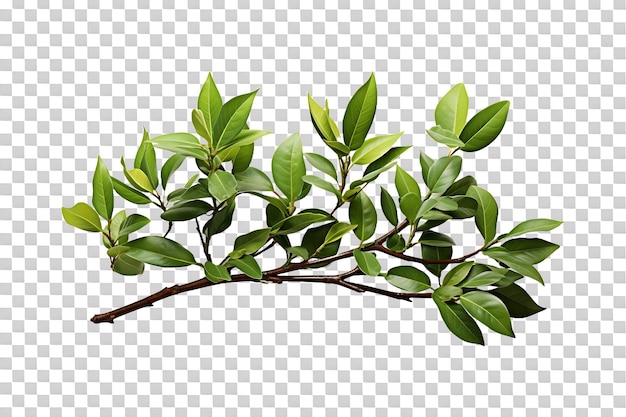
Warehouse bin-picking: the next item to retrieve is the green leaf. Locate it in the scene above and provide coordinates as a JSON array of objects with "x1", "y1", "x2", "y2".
[
  {"x1": 304, "y1": 153, "x2": 337, "y2": 182},
  {"x1": 161, "y1": 154, "x2": 186, "y2": 189},
  {"x1": 150, "y1": 133, "x2": 208, "y2": 160},
  {"x1": 460, "y1": 100, "x2": 510, "y2": 152},
  {"x1": 435, "y1": 83, "x2": 469, "y2": 135},
  {"x1": 443, "y1": 196, "x2": 477, "y2": 219},
  {"x1": 414, "y1": 198, "x2": 439, "y2": 220},
  {"x1": 227, "y1": 255, "x2": 262, "y2": 279},
  {"x1": 204, "y1": 200, "x2": 236, "y2": 238},
  {"x1": 197, "y1": 73, "x2": 223, "y2": 139},
  {"x1": 296, "y1": 181, "x2": 312, "y2": 201},
  {"x1": 126, "y1": 168, "x2": 153, "y2": 192},
  {"x1": 353, "y1": 249, "x2": 381, "y2": 276},
  {"x1": 349, "y1": 191, "x2": 377, "y2": 242},
  {"x1": 499, "y1": 218, "x2": 563, "y2": 240},
  {"x1": 349, "y1": 162, "x2": 396, "y2": 189},
  {"x1": 92, "y1": 156, "x2": 114, "y2": 220},
  {"x1": 204, "y1": 261, "x2": 231, "y2": 283},
  {"x1": 192, "y1": 108, "x2": 211, "y2": 142},
  {"x1": 490, "y1": 268, "x2": 524, "y2": 288},
  {"x1": 272, "y1": 133, "x2": 306, "y2": 202},
  {"x1": 433, "y1": 196, "x2": 458, "y2": 211},
  {"x1": 62, "y1": 202, "x2": 102, "y2": 232},
  {"x1": 421, "y1": 244, "x2": 452, "y2": 278},
  {"x1": 444, "y1": 175, "x2": 478, "y2": 196},
  {"x1": 426, "y1": 156, "x2": 462, "y2": 195},
  {"x1": 235, "y1": 167, "x2": 274, "y2": 193},
  {"x1": 460, "y1": 270, "x2": 507, "y2": 288},
  {"x1": 111, "y1": 177, "x2": 151, "y2": 205},
  {"x1": 466, "y1": 185, "x2": 498, "y2": 243},
  {"x1": 232, "y1": 143, "x2": 255, "y2": 174},
  {"x1": 395, "y1": 166, "x2": 420, "y2": 199},
  {"x1": 419, "y1": 151, "x2": 434, "y2": 184},
  {"x1": 441, "y1": 261, "x2": 474, "y2": 286},
  {"x1": 302, "y1": 175, "x2": 341, "y2": 198},
  {"x1": 460, "y1": 291, "x2": 515, "y2": 337},
  {"x1": 302, "y1": 222, "x2": 342, "y2": 261},
  {"x1": 138, "y1": 137, "x2": 158, "y2": 190},
  {"x1": 272, "y1": 211, "x2": 332, "y2": 235},
  {"x1": 208, "y1": 170, "x2": 238, "y2": 202},
  {"x1": 230, "y1": 228, "x2": 271, "y2": 259},
  {"x1": 500, "y1": 238, "x2": 559, "y2": 265},
  {"x1": 308, "y1": 94, "x2": 339, "y2": 143},
  {"x1": 325, "y1": 99, "x2": 341, "y2": 138},
  {"x1": 416, "y1": 219, "x2": 447, "y2": 232},
  {"x1": 124, "y1": 236, "x2": 197, "y2": 267},
  {"x1": 385, "y1": 266, "x2": 431, "y2": 292},
  {"x1": 112, "y1": 253, "x2": 145, "y2": 276},
  {"x1": 171, "y1": 184, "x2": 211, "y2": 203},
  {"x1": 364, "y1": 146, "x2": 411, "y2": 175},
  {"x1": 380, "y1": 187, "x2": 398, "y2": 226},
  {"x1": 483, "y1": 247, "x2": 544, "y2": 284},
  {"x1": 161, "y1": 200, "x2": 212, "y2": 222},
  {"x1": 434, "y1": 298, "x2": 484, "y2": 345},
  {"x1": 109, "y1": 210, "x2": 126, "y2": 242},
  {"x1": 323, "y1": 222, "x2": 357, "y2": 246},
  {"x1": 325, "y1": 139, "x2": 350, "y2": 156},
  {"x1": 248, "y1": 192, "x2": 289, "y2": 215},
  {"x1": 433, "y1": 285, "x2": 463, "y2": 302},
  {"x1": 351, "y1": 132, "x2": 403, "y2": 165},
  {"x1": 212, "y1": 90, "x2": 258, "y2": 150},
  {"x1": 489, "y1": 284, "x2": 545, "y2": 318},
  {"x1": 107, "y1": 245, "x2": 129, "y2": 257},
  {"x1": 385, "y1": 233, "x2": 405, "y2": 251},
  {"x1": 118, "y1": 214, "x2": 151, "y2": 237},
  {"x1": 419, "y1": 230, "x2": 455, "y2": 247},
  {"x1": 343, "y1": 73, "x2": 377, "y2": 150},
  {"x1": 426, "y1": 126, "x2": 465, "y2": 148},
  {"x1": 286, "y1": 246, "x2": 309, "y2": 260},
  {"x1": 220, "y1": 129, "x2": 271, "y2": 151},
  {"x1": 399, "y1": 192, "x2": 422, "y2": 224}
]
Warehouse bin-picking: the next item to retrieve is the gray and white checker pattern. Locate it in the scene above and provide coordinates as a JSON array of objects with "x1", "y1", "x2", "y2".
[{"x1": 1, "y1": 1, "x2": 625, "y2": 415}]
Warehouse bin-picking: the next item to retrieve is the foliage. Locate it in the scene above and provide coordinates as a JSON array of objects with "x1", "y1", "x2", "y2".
[{"x1": 62, "y1": 73, "x2": 562, "y2": 344}]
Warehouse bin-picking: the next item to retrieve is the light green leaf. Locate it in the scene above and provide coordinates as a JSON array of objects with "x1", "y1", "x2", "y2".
[
  {"x1": 323, "y1": 222, "x2": 357, "y2": 246},
  {"x1": 460, "y1": 100, "x2": 510, "y2": 152},
  {"x1": 483, "y1": 247, "x2": 544, "y2": 284},
  {"x1": 500, "y1": 238, "x2": 560, "y2": 265},
  {"x1": 349, "y1": 191, "x2": 377, "y2": 242},
  {"x1": 302, "y1": 222, "x2": 342, "y2": 261},
  {"x1": 384, "y1": 266, "x2": 431, "y2": 292},
  {"x1": 426, "y1": 126, "x2": 466, "y2": 147},
  {"x1": 308, "y1": 93, "x2": 339, "y2": 143},
  {"x1": 150, "y1": 133, "x2": 208, "y2": 159},
  {"x1": 111, "y1": 177, "x2": 151, "y2": 204},
  {"x1": 107, "y1": 245, "x2": 129, "y2": 257},
  {"x1": 112, "y1": 253, "x2": 145, "y2": 276},
  {"x1": 232, "y1": 143, "x2": 255, "y2": 174},
  {"x1": 161, "y1": 154, "x2": 186, "y2": 189},
  {"x1": 220, "y1": 129, "x2": 271, "y2": 151},
  {"x1": 433, "y1": 196, "x2": 458, "y2": 211},
  {"x1": 197, "y1": 73, "x2": 223, "y2": 139},
  {"x1": 399, "y1": 192, "x2": 422, "y2": 224},
  {"x1": 227, "y1": 255, "x2": 262, "y2": 279},
  {"x1": 302, "y1": 175, "x2": 341, "y2": 198},
  {"x1": 349, "y1": 162, "x2": 396, "y2": 189},
  {"x1": 441, "y1": 261, "x2": 474, "y2": 286},
  {"x1": 109, "y1": 210, "x2": 126, "y2": 242},
  {"x1": 286, "y1": 246, "x2": 309, "y2": 260},
  {"x1": 325, "y1": 99, "x2": 341, "y2": 138},
  {"x1": 213, "y1": 90, "x2": 258, "y2": 150},
  {"x1": 460, "y1": 291, "x2": 515, "y2": 337},
  {"x1": 192, "y1": 108, "x2": 211, "y2": 142},
  {"x1": 124, "y1": 236, "x2": 197, "y2": 267},
  {"x1": 137, "y1": 134, "x2": 159, "y2": 190},
  {"x1": 426, "y1": 156, "x2": 462, "y2": 195},
  {"x1": 62, "y1": 202, "x2": 102, "y2": 232},
  {"x1": 343, "y1": 73, "x2": 377, "y2": 150},
  {"x1": 325, "y1": 138, "x2": 350, "y2": 156},
  {"x1": 414, "y1": 198, "x2": 439, "y2": 220},
  {"x1": 460, "y1": 270, "x2": 507, "y2": 288},
  {"x1": 352, "y1": 132, "x2": 403, "y2": 165},
  {"x1": 466, "y1": 185, "x2": 498, "y2": 243},
  {"x1": 354, "y1": 249, "x2": 381, "y2": 277},
  {"x1": 489, "y1": 284, "x2": 545, "y2": 318},
  {"x1": 395, "y1": 166, "x2": 420, "y2": 199},
  {"x1": 118, "y1": 214, "x2": 151, "y2": 237},
  {"x1": 364, "y1": 146, "x2": 411, "y2": 175},
  {"x1": 235, "y1": 167, "x2": 274, "y2": 193},
  {"x1": 184, "y1": 174, "x2": 200, "y2": 189},
  {"x1": 161, "y1": 200, "x2": 212, "y2": 222},
  {"x1": 272, "y1": 211, "x2": 332, "y2": 235},
  {"x1": 230, "y1": 228, "x2": 271, "y2": 259},
  {"x1": 433, "y1": 285, "x2": 463, "y2": 302},
  {"x1": 435, "y1": 83, "x2": 469, "y2": 135},
  {"x1": 419, "y1": 151, "x2": 434, "y2": 184},
  {"x1": 92, "y1": 156, "x2": 114, "y2": 220},
  {"x1": 304, "y1": 153, "x2": 337, "y2": 182},
  {"x1": 204, "y1": 261, "x2": 231, "y2": 283},
  {"x1": 380, "y1": 187, "x2": 398, "y2": 226},
  {"x1": 127, "y1": 168, "x2": 154, "y2": 192},
  {"x1": 499, "y1": 218, "x2": 563, "y2": 240},
  {"x1": 208, "y1": 170, "x2": 238, "y2": 202},
  {"x1": 434, "y1": 298, "x2": 484, "y2": 345},
  {"x1": 272, "y1": 133, "x2": 306, "y2": 202}
]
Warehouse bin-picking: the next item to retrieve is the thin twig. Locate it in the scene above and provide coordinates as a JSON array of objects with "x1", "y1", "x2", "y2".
[{"x1": 195, "y1": 218, "x2": 211, "y2": 262}]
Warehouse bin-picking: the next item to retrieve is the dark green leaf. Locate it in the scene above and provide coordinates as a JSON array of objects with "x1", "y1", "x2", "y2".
[
  {"x1": 272, "y1": 133, "x2": 306, "y2": 202},
  {"x1": 247, "y1": 192, "x2": 289, "y2": 215},
  {"x1": 385, "y1": 233, "x2": 405, "y2": 251},
  {"x1": 443, "y1": 196, "x2": 477, "y2": 219},
  {"x1": 204, "y1": 261, "x2": 231, "y2": 283},
  {"x1": 112, "y1": 253, "x2": 145, "y2": 276},
  {"x1": 460, "y1": 291, "x2": 515, "y2": 337},
  {"x1": 204, "y1": 200, "x2": 236, "y2": 238},
  {"x1": 227, "y1": 255, "x2": 262, "y2": 279},
  {"x1": 213, "y1": 90, "x2": 258, "y2": 150},
  {"x1": 414, "y1": 198, "x2": 439, "y2": 220},
  {"x1": 444, "y1": 175, "x2": 478, "y2": 196},
  {"x1": 349, "y1": 191, "x2": 377, "y2": 242},
  {"x1": 296, "y1": 181, "x2": 312, "y2": 201},
  {"x1": 351, "y1": 132, "x2": 403, "y2": 165},
  {"x1": 483, "y1": 247, "x2": 544, "y2": 284},
  {"x1": 432, "y1": 196, "x2": 458, "y2": 211},
  {"x1": 150, "y1": 133, "x2": 208, "y2": 160},
  {"x1": 421, "y1": 211, "x2": 453, "y2": 221},
  {"x1": 499, "y1": 218, "x2": 563, "y2": 240},
  {"x1": 419, "y1": 151, "x2": 434, "y2": 184},
  {"x1": 500, "y1": 238, "x2": 559, "y2": 265},
  {"x1": 161, "y1": 154, "x2": 186, "y2": 189},
  {"x1": 343, "y1": 73, "x2": 377, "y2": 150},
  {"x1": 489, "y1": 284, "x2": 545, "y2": 318},
  {"x1": 232, "y1": 143, "x2": 255, "y2": 174},
  {"x1": 124, "y1": 236, "x2": 197, "y2": 267},
  {"x1": 395, "y1": 166, "x2": 420, "y2": 198},
  {"x1": 208, "y1": 170, "x2": 238, "y2": 202},
  {"x1": 118, "y1": 214, "x2": 151, "y2": 237},
  {"x1": 304, "y1": 152, "x2": 337, "y2": 182},
  {"x1": 354, "y1": 249, "x2": 381, "y2": 276},
  {"x1": 435, "y1": 83, "x2": 469, "y2": 135},
  {"x1": 272, "y1": 211, "x2": 332, "y2": 235},
  {"x1": 467, "y1": 185, "x2": 498, "y2": 243},
  {"x1": 459, "y1": 100, "x2": 510, "y2": 152},
  {"x1": 325, "y1": 139, "x2": 350, "y2": 156},
  {"x1": 111, "y1": 177, "x2": 151, "y2": 205},
  {"x1": 460, "y1": 270, "x2": 507, "y2": 288},
  {"x1": 364, "y1": 146, "x2": 411, "y2": 175},
  {"x1": 62, "y1": 202, "x2": 102, "y2": 232},
  {"x1": 433, "y1": 285, "x2": 463, "y2": 302},
  {"x1": 138, "y1": 137, "x2": 158, "y2": 190},
  {"x1": 399, "y1": 192, "x2": 422, "y2": 224},
  {"x1": 419, "y1": 230, "x2": 455, "y2": 247},
  {"x1": 197, "y1": 73, "x2": 223, "y2": 139},
  {"x1": 302, "y1": 175, "x2": 341, "y2": 198},
  {"x1": 441, "y1": 261, "x2": 474, "y2": 286},
  {"x1": 172, "y1": 183, "x2": 211, "y2": 202},
  {"x1": 266, "y1": 203, "x2": 286, "y2": 227},
  {"x1": 235, "y1": 167, "x2": 274, "y2": 193},
  {"x1": 107, "y1": 245, "x2": 129, "y2": 257},
  {"x1": 434, "y1": 298, "x2": 484, "y2": 345},
  {"x1": 92, "y1": 156, "x2": 114, "y2": 220},
  {"x1": 426, "y1": 156, "x2": 462, "y2": 194},
  {"x1": 426, "y1": 126, "x2": 465, "y2": 147},
  {"x1": 490, "y1": 267, "x2": 524, "y2": 288},
  {"x1": 416, "y1": 219, "x2": 447, "y2": 232},
  {"x1": 161, "y1": 200, "x2": 212, "y2": 222},
  {"x1": 421, "y1": 244, "x2": 452, "y2": 278},
  {"x1": 302, "y1": 222, "x2": 342, "y2": 261},
  {"x1": 230, "y1": 228, "x2": 271, "y2": 259},
  {"x1": 380, "y1": 187, "x2": 398, "y2": 226},
  {"x1": 385, "y1": 266, "x2": 431, "y2": 292}
]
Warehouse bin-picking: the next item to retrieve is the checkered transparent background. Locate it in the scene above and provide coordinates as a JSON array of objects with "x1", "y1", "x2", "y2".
[{"x1": 1, "y1": 1, "x2": 625, "y2": 415}]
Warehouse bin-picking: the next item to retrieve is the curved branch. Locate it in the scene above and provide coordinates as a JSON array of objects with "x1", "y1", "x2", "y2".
[{"x1": 369, "y1": 243, "x2": 485, "y2": 265}]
